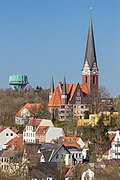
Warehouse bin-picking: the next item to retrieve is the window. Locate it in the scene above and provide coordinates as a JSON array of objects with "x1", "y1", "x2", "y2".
[
  {"x1": 11, "y1": 133, "x2": 13, "y2": 136},
  {"x1": 6, "y1": 133, "x2": 9, "y2": 136},
  {"x1": 93, "y1": 76, "x2": 95, "y2": 84},
  {"x1": 56, "y1": 154, "x2": 59, "y2": 159},
  {"x1": 115, "y1": 144, "x2": 120, "y2": 147},
  {"x1": 85, "y1": 76, "x2": 87, "y2": 83},
  {"x1": 77, "y1": 92, "x2": 80, "y2": 96}
]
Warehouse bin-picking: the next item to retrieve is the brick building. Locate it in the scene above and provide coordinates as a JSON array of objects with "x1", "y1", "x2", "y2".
[{"x1": 48, "y1": 18, "x2": 99, "y2": 120}]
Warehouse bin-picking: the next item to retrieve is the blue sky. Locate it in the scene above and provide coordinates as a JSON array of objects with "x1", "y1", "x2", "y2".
[{"x1": 0, "y1": 0, "x2": 120, "y2": 97}]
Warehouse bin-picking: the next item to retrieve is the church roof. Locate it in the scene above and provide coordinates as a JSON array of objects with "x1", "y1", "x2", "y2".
[
  {"x1": 48, "y1": 83, "x2": 89, "y2": 107},
  {"x1": 83, "y1": 18, "x2": 97, "y2": 69}
]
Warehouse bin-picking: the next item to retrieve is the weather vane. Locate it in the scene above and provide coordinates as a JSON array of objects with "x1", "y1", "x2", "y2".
[{"x1": 90, "y1": 6, "x2": 93, "y2": 16}]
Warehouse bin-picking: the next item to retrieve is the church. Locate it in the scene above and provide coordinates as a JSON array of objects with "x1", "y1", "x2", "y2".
[{"x1": 48, "y1": 18, "x2": 99, "y2": 120}]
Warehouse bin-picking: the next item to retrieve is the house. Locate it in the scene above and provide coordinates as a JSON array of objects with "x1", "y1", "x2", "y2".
[
  {"x1": 35, "y1": 126, "x2": 65, "y2": 143},
  {"x1": 23, "y1": 119, "x2": 64, "y2": 143},
  {"x1": 15, "y1": 103, "x2": 43, "y2": 125},
  {"x1": 0, "y1": 127, "x2": 19, "y2": 150},
  {"x1": 48, "y1": 18, "x2": 99, "y2": 120},
  {"x1": 103, "y1": 130, "x2": 120, "y2": 160},
  {"x1": 77, "y1": 111, "x2": 118, "y2": 127},
  {"x1": 65, "y1": 163, "x2": 94, "y2": 180},
  {"x1": 25, "y1": 143, "x2": 75, "y2": 166},
  {"x1": 5, "y1": 134, "x2": 24, "y2": 150},
  {"x1": 53, "y1": 136, "x2": 88, "y2": 163},
  {"x1": 0, "y1": 149, "x2": 21, "y2": 173},
  {"x1": 81, "y1": 168, "x2": 94, "y2": 180},
  {"x1": 40, "y1": 143, "x2": 75, "y2": 165},
  {"x1": 45, "y1": 127, "x2": 64, "y2": 142}
]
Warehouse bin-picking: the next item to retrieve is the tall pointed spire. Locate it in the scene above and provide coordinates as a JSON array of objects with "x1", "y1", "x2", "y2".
[
  {"x1": 82, "y1": 18, "x2": 99, "y2": 93},
  {"x1": 50, "y1": 77, "x2": 54, "y2": 94},
  {"x1": 84, "y1": 18, "x2": 97, "y2": 69},
  {"x1": 62, "y1": 76, "x2": 67, "y2": 95}
]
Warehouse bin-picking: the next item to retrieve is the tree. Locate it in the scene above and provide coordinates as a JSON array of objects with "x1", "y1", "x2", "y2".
[
  {"x1": 89, "y1": 115, "x2": 110, "y2": 162},
  {"x1": 88, "y1": 86, "x2": 110, "y2": 113},
  {"x1": 54, "y1": 157, "x2": 67, "y2": 180},
  {"x1": 0, "y1": 87, "x2": 49, "y2": 126},
  {"x1": 95, "y1": 162, "x2": 120, "y2": 180}
]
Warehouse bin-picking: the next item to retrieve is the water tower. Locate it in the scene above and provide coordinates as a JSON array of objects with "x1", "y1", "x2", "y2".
[{"x1": 9, "y1": 75, "x2": 29, "y2": 90}]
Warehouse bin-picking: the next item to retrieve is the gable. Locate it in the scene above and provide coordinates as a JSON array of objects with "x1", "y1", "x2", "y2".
[
  {"x1": 50, "y1": 145, "x2": 71, "y2": 162},
  {"x1": 82, "y1": 60, "x2": 90, "y2": 75},
  {"x1": 69, "y1": 84, "x2": 81, "y2": 104},
  {"x1": 91, "y1": 62, "x2": 98, "y2": 75},
  {"x1": 16, "y1": 103, "x2": 43, "y2": 117},
  {"x1": 48, "y1": 87, "x2": 61, "y2": 107},
  {"x1": 21, "y1": 108, "x2": 30, "y2": 116}
]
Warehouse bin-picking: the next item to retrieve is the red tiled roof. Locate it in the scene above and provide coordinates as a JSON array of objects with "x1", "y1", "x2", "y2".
[
  {"x1": 36, "y1": 126, "x2": 49, "y2": 135},
  {"x1": 65, "y1": 165, "x2": 74, "y2": 178},
  {"x1": 0, "y1": 126, "x2": 19, "y2": 134},
  {"x1": 26, "y1": 119, "x2": 42, "y2": 127},
  {"x1": 80, "y1": 84, "x2": 89, "y2": 94},
  {"x1": 6, "y1": 136, "x2": 24, "y2": 149},
  {"x1": 109, "y1": 133, "x2": 116, "y2": 142},
  {"x1": 16, "y1": 103, "x2": 43, "y2": 117},
  {"x1": 64, "y1": 143, "x2": 81, "y2": 150},
  {"x1": 23, "y1": 119, "x2": 42, "y2": 132},
  {"x1": 63, "y1": 136, "x2": 79, "y2": 142},
  {"x1": 0, "y1": 127, "x2": 8, "y2": 133},
  {"x1": 104, "y1": 150, "x2": 109, "y2": 156},
  {"x1": 2, "y1": 149, "x2": 19, "y2": 157},
  {"x1": 48, "y1": 83, "x2": 89, "y2": 107},
  {"x1": 48, "y1": 87, "x2": 61, "y2": 107}
]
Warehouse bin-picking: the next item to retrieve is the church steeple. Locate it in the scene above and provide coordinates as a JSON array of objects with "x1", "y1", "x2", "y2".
[
  {"x1": 61, "y1": 76, "x2": 67, "y2": 105},
  {"x1": 82, "y1": 18, "x2": 99, "y2": 93},
  {"x1": 62, "y1": 76, "x2": 67, "y2": 95},
  {"x1": 49, "y1": 77, "x2": 54, "y2": 100},
  {"x1": 84, "y1": 18, "x2": 97, "y2": 69},
  {"x1": 50, "y1": 77, "x2": 54, "y2": 94}
]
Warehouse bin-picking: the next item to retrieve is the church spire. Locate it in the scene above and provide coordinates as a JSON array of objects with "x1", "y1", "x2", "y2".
[
  {"x1": 50, "y1": 77, "x2": 54, "y2": 94},
  {"x1": 61, "y1": 76, "x2": 67, "y2": 105},
  {"x1": 84, "y1": 18, "x2": 97, "y2": 69},
  {"x1": 49, "y1": 77, "x2": 54, "y2": 100},
  {"x1": 82, "y1": 18, "x2": 99, "y2": 93},
  {"x1": 62, "y1": 76, "x2": 67, "y2": 95}
]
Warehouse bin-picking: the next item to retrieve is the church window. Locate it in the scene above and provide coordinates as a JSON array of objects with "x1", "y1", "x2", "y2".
[
  {"x1": 85, "y1": 76, "x2": 87, "y2": 83},
  {"x1": 93, "y1": 76, "x2": 95, "y2": 84}
]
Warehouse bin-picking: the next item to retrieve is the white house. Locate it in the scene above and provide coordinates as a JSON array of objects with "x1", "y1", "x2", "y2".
[
  {"x1": 45, "y1": 127, "x2": 64, "y2": 142},
  {"x1": 39, "y1": 143, "x2": 75, "y2": 166},
  {"x1": 52, "y1": 136, "x2": 88, "y2": 163},
  {"x1": 15, "y1": 103, "x2": 43, "y2": 125},
  {"x1": 103, "y1": 130, "x2": 120, "y2": 160},
  {"x1": 81, "y1": 169, "x2": 94, "y2": 180},
  {"x1": 0, "y1": 127, "x2": 19, "y2": 150},
  {"x1": 23, "y1": 119, "x2": 56, "y2": 143}
]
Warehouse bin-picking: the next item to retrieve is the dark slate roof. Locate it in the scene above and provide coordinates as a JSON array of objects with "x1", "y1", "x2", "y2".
[
  {"x1": 40, "y1": 143, "x2": 64, "y2": 161},
  {"x1": 29, "y1": 162, "x2": 57, "y2": 180},
  {"x1": 84, "y1": 18, "x2": 97, "y2": 70}
]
